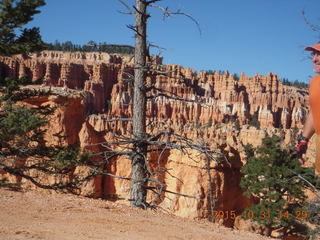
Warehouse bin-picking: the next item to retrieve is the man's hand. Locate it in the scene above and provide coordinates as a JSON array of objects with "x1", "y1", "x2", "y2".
[
  {"x1": 295, "y1": 141, "x2": 308, "y2": 156},
  {"x1": 295, "y1": 135, "x2": 309, "y2": 164}
]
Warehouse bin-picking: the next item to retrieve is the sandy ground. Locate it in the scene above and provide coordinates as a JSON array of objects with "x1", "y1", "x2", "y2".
[{"x1": 0, "y1": 187, "x2": 272, "y2": 240}]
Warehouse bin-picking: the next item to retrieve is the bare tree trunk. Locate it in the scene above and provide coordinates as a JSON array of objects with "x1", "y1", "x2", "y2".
[
  {"x1": 205, "y1": 157, "x2": 215, "y2": 222},
  {"x1": 130, "y1": 0, "x2": 149, "y2": 208}
]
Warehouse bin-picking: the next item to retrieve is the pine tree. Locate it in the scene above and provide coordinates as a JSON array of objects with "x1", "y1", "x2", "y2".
[
  {"x1": 0, "y1": 0, "x2": 46, "y2": 56},
  {"x1": 240, "y1": 136, "x2": 315, "y2": 235},
  {"x1": 0, "y1": 1, "x2": 95, "y2": 190},
  {"x1": 0, "y1": 78, "x2": 93, "y2": 190}
]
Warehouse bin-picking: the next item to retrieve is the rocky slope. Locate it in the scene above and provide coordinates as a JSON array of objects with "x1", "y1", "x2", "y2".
[{"x1": 0, "y1": 51, "x2": 314, "y2": 232}]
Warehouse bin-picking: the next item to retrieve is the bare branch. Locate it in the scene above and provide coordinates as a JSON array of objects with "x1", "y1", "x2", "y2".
[
  {"x1": 145, "y1": 0, "x2": 162, "y2": 5},
  {"x1": 127, "y1": 24, "x2": 140, "y2": 35},
  {"x1": 302, "y1": 9, "x2": 320, "y2": 32},
  {"x1": 147, "y1": 186, "x2": 200, "y2": 199},
  {"x1": 148, "y1": 177, "x2": 165, "y2": 187},
  {"x1": 118, "y1": 10, "x2": 134, "y2": 15},
  {"x1": 147, "y1": 69, "x2": 176, "y2": 76},
  {"x1": 150, "y1": 4, "x2": 202, "y2": 35},
  {"x1": 148, "y1": 42, "x2": 167, "y2": 55},
  {"x1": 0, "y1": 162, "x2": 96, "y2": 190},
  {"x1": 147, "y1": 92, "x2": 204, "y2": 104},
  {"x1": 122, "y1": 71, "x2": 135, "y2": 82},
  {"x1": 102, "y1": 118, "x2": 132, "y2": 122},
  {"x1": 100, "y1": 171, "x2": 131, "y2": 181},
  {"x1": 289, "y1": 169, "x2": 320, "y2": 199},
  {"x1": 117, "y1": 0, "x2": 134, "y2": 15}
]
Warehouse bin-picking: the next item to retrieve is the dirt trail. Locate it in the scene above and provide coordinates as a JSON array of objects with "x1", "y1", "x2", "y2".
[{"x1": 0, "y1": 188, "x2": 271, "y2": 240}]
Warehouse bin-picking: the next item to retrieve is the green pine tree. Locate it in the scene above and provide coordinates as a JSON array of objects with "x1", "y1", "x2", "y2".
[
  {"x1": 0, "y1": 77, "x2": 94, "y2": 190},
  {"x1": 0, "y1": 1, "x2": 96, "y2": 190},
  {"x1": 240, "y1": 136, "x2": 316, "y2": 236},
  {"x1": 0, "y1": 0, "x2": 45, "y2": 56}
]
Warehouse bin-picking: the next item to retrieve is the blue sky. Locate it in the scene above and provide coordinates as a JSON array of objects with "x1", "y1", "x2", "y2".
[{"x1": 26, "y1": 0, "x2": 320, "y2": 83}]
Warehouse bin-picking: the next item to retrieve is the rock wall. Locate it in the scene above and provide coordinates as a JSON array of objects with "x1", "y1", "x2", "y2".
[{"x1": 0, "y1": 51, "x2": 313, "y2": 226}]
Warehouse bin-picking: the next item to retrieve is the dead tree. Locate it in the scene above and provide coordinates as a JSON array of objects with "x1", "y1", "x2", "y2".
[
  {"x1": 0, "y1": 0, "x2": 223, "y2": 212},
  {"x1": 113, "y1": 0, "x2": 223, "y2": 209},
  {"x1": 130, "y1": 0, "x2": 149, "y2": 208}
]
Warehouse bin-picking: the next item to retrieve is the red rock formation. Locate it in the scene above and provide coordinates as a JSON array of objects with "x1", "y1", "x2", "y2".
[
  {"x1": 0, "y1": 52, "x2": 308, "y2": 130},
  {"x1": 0, "y1": 51, "x2": 313, "y2": 226}
]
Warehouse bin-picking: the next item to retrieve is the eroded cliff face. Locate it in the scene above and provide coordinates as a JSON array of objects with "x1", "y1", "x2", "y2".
[{"x1": 0, "y1": 51, "x2": 313, "y2": 226}]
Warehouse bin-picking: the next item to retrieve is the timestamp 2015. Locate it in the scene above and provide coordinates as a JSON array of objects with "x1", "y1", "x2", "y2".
[{"x1": 212, "y1": 210, "x2": 309, "y2": 220}]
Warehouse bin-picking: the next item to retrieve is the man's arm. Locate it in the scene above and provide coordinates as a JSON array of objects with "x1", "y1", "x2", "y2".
[
  {"x1": 302, "y1": 112, "x2": 315, "y2": 139},
  {"x1": 295, "y1": 112, "x2": 315, "y2": 164}
]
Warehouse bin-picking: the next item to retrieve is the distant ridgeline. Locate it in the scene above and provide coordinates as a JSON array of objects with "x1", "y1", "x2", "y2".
[
  {"x1": 45, "y1": 40, "x2": 135, "y2": 55},
  {"x1": 281, "y1": 78, "x2": 309, "y2": 89},
  {"x1": 204, "y1": 70, "x2": 309, "y2": 89}
]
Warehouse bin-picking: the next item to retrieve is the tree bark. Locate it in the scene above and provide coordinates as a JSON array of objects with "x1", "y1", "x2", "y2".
[{"x1": 130, "y1": 0, "x2": 149, "y2": 208}]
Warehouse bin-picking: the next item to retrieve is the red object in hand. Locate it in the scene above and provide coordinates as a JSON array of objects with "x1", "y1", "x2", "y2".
[{"x1": 295, "y1": 141, "x2": 308, "y2": 158}]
